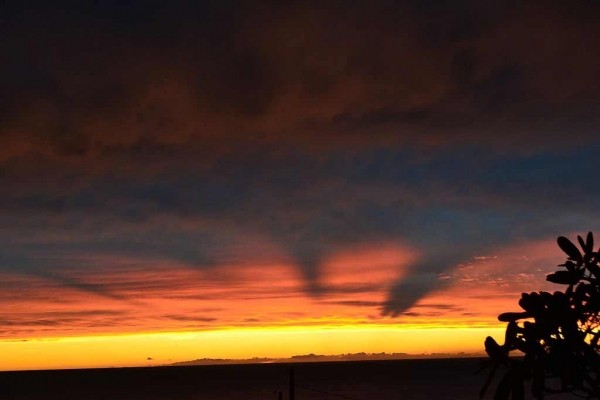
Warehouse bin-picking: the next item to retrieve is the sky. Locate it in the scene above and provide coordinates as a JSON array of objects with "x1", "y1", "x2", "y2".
[{"x1": 1, "y1": 0, "x2": 599, "y2": 370}]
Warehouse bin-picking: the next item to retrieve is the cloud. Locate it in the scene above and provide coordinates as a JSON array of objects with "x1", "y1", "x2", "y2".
[
  {"x1": 1, "y1": 1, "x2": 599, "y2": 166},
  {"x1": 1, "y1": 1, "x2": 600, "y2": 336}
]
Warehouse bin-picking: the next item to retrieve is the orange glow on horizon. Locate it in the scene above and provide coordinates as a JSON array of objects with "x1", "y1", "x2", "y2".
[
  {"x1": 0, "y1": 324, "x2": 500, "y2": 371},
  {"x1": 0, "y1": 237, "x2": 567, "y2": 370}
]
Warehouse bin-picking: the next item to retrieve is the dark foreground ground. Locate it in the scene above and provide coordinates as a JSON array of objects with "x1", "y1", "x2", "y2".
[{"x1": 0, "y1": 358, "x2": 517, "y2": 400}]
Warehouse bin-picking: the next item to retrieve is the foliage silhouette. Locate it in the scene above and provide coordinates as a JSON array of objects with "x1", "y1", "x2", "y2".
[{"x1": 481, "y1": 232, "x2": 600, "y2": 400}]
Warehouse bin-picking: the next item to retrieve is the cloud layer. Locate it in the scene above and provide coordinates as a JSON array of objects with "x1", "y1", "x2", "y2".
[{"x1": 1, "y1": 0, "x2": 599, "y2": 337}]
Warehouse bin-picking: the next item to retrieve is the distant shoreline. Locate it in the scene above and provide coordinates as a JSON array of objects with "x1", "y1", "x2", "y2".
[
  {"x1": 0, "y1": 354, "x2": 487, "y2": 374},
  {"x1": 169, "y1": 352, "x2": 485, "y2": 367}
]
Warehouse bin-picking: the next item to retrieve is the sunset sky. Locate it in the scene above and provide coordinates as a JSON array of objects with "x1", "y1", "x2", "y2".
[{"x1": 1, "y1": 1, "x2": 599, "y2": 370}]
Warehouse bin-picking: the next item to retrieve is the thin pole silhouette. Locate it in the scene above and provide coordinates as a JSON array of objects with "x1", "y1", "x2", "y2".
[{"x1": 289, "y1": 368, "x2": 295, "y2": 400}]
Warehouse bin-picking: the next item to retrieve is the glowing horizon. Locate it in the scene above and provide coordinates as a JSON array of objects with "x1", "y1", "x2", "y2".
[
  {"x1": 0, "y1": 324, "x2": 503, "y2": 371},
  {"x1": 0, "y1": 236, "x2": 567, "y2": 370}
]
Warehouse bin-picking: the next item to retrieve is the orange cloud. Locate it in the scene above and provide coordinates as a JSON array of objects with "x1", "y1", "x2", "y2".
[
  {"x1": 0, "y1": 242, "x2": 423, "y2": 339},
  {"x1": 398, "y1": 236, "x2": 568, "y2": 327}
]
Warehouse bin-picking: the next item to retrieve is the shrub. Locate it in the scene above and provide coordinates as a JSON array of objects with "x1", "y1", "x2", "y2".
[{"x1": 481, "y1": 232, "x2": 599, "y2": 400}]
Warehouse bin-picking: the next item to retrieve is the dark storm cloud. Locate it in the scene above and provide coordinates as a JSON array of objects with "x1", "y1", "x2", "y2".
[
  {"x1": 1, "y1": 0, "x2": 599, "y2": 320},
  {"x1": 2, "y1": 0, "x2": 599, "y2": 160}
]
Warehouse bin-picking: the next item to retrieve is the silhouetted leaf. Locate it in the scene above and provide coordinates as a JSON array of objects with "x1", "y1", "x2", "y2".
[
  {"x1": 586, "y1": 231, "x2": 594, "y2": 255},
  {"x1": 518, "y1": 292, "x2": 545, "y2": 315},
  {"x1": 578, "y1": 235, "x2": 586, "y2": 253},
  {"x1": 498, "y1": 312, "x2": 530, "y2": 322},
  {"x1": 563, "y1": 261, "x2": 576, "y2": 271},
  {"x1": 485, "y1": 336, "x2": 507, "y2": 363},
  {"x1": 504, "y1": 321, "x2": 519, "y2": 349},
  {"x1": 557, "y1": 236, "x2": 583, "y2": 262},
  {"x1": 546, "y1": 271, "x2": 579, "y2": 285}
]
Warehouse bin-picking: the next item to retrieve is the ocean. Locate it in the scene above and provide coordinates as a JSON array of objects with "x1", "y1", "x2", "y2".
[{"x1": 0, "y1": 358, "x2": 556, "y2": 400}]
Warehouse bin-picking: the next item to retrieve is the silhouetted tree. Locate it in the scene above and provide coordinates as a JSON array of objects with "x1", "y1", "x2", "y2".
[{"x1": 481, "y1": 232, "x2": 599, "y2": 400}]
